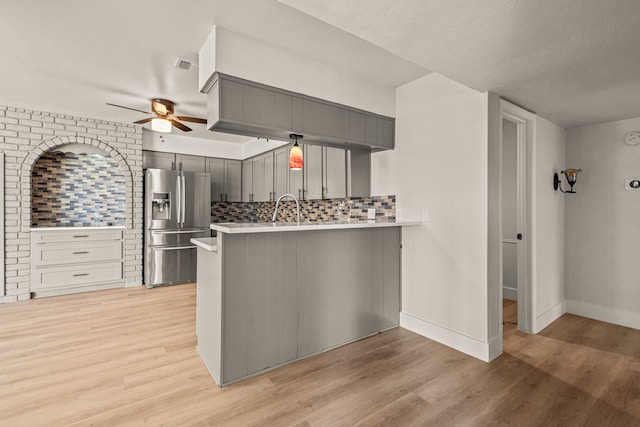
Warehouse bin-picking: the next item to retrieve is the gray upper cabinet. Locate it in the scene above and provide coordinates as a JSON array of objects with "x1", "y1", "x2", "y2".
[
  {"x1": 176, "y1": 154, "x2": 206, "y2": 172},
  {"x1": 224, "y1": 160, "x2": 242, "y2": 202},
  {"x1": 242, "y1": 159, "x2": 253, "y2": 202},
  {"x1": 207, "y1": 158, "x2": 242, "y2": 202},
  {"x1": 324, "y1": 147, "x2": 346, "y2": 199},
  {"x1": 274, "y1": 146, "x2": 289, "y2": 199},
  {"x1": 207, "y1": 73, "x2": 394, "y2": 151},
  {"x1": 304, "y1": 145, "x2": 323, "y2": 200},
  {"x1": 143, "y1": 151, "x2": 175, "y2": 170},
  {"x1": 249, "y1": 152, "x2": 275, "y2": 202}
]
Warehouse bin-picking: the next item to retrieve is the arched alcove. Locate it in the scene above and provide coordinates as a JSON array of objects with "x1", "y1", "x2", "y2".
[
  {"x1": 20, "y1": 136, "x2": 134, "y2": 231},
  {"x1": 31, "y1": 145, "x2": 127, "y2": 227}
]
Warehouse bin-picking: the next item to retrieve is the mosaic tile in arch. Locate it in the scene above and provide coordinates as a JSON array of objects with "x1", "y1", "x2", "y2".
[{"x1": 31, "y1": 151, "x2": 126, "y2": 227}]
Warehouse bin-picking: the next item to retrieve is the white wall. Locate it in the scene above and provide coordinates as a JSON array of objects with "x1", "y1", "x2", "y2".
[
  {"x1": 565, "y1": 117, "x2": 640, "y2": 330},
  {"x1": 199, "y1": 26, "x2": 397, "y2": 117},
  {"x1": 372, "y1": 73, "x2": 491, "y2": 360},
  {"x1": 533, "y1": 117, "x2": 566, "y2": 332}
]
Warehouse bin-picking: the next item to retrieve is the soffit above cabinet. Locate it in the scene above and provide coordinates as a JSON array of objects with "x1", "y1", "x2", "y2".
[{"x1": 206, "y1": 73, "x2": 395, "y2": 152}]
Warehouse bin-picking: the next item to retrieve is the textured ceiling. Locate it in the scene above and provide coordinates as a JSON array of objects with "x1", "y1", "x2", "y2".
[
  {"x1": 0, "y1": 0, "x2": 427, "y2": 142},
  {"x1": 281, "y1": 0, "x2": 640, "y2": 128}
]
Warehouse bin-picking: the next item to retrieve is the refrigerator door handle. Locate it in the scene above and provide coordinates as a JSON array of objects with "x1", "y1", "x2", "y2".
[
  {"x1": 152, "y1": 245, "x2": 197, "y2": 251},
  {"x1": 181, "y1": 173, "x2": 186, "y2": 227},
  {"x1": 176, "y1": 174, "x2": 182, "y2": 225}
]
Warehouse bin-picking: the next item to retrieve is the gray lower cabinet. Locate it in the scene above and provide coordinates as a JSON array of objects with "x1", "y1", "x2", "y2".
[
  {"x1": 206, "y1": 158, "x2": 242, "y2": 202},
  {"x1": 31, "y1": 228, "x2": 125, "y2": 298},
  {"x1": 195, "y1": 227, "x2": 401, "y2": 386}
]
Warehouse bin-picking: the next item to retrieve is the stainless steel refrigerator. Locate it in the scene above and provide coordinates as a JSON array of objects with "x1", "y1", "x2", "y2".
[{"x1": 144, "y1": 168, "x2": 211, "y2": 287}]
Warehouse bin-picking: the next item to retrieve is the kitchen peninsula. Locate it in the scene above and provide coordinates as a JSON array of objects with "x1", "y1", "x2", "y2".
[{"x1": 192, "y1": 220, "x2": 417, "y2": 386}]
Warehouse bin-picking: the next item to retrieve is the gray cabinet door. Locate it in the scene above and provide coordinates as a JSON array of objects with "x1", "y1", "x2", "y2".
[
  {"x1": 242, "y1": 159, "x2": 253, "y2": 202},
  {"x1": 365, "y1": 115, "x2": 378, "y2": 146},
  {"x1": 301, "y1": 99, "x2": 323, "y2": 135},
  {"x1": 304, "y1": 145, "x2": 323, "y2": 199},
  {"x1": 143, "y1": 151, "x2": 175, "y2": 170},
  {"x1": 264, "y1": 91, "x2": 293, "y2": 129},
  {"x1": 348, "y1": 111, "x2": 366, "y2": 143},
  {"x1": 274, "y1": 146, "x2": 289, "y2": 199},
  {"x1": 324, "y1": 147, "x2": 346, "y2": 199},
  {"x1": 219, "y1": 78, "x2": 244, "y2": 122},
  {"x1": 262, "y1": 152, "x2": 274, "y2": 202},
  {"x1": 206, "y1": 158, "x2": 225, "y2": 202},
  {"x1": 251, "y1": 156, "x2": 265, "y2": 202},
  {"x1": 322, "y1": 104, "x2": 348, "y2": 139},
  {"x1": 224, "y1": 160, "x2": 242, "y2": 202},
  {"x1": 176, "y1": 154, "x2": 205, "y2": 172},
  {"x1": 378, "y1": 118, "x2": 395, "y2": 149}
]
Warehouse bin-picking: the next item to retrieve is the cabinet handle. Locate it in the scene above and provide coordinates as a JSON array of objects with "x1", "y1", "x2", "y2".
[
  {"x1": 220, "y1": 193, "x2": 224, "y2": 202},
  {"x1": 225, "y1": 194, "x2": 228, "y2": 202},
  {"x1": 171, "y1": 161, "x2": 175, "y2": 170},
  {"x1": 298, "y1": 189, "x2": 301, "y2": 200},
  {"x1": 72, "y1": 251, "x2": 89, "y2": 255},
  {"x1": 72, "y1": 235, "x2": 89, "y2": 238},
  {"x1": 73, "y1": 273, "x2": 89, "y2": 277}
]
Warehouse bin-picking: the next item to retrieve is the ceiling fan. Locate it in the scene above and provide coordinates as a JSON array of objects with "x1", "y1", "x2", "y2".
[{"x1": 106, "y1": 98, "x2": 207, "y2": 133}]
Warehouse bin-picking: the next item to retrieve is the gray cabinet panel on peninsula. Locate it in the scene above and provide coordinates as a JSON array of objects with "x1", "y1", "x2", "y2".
[{"x1": 194, "y1": 226, "x2": 401, "y2": 386}]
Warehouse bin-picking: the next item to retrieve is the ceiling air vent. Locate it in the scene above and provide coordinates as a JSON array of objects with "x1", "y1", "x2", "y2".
[{"x1": 174, "y1": 57, "x2": 194, "y2": 71}]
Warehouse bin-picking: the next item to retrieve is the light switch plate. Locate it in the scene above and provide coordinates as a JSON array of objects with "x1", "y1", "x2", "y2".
[
  {"x1": 367, "y1": 208, "x2": 376, "y2": 220},
  {"x1": 422, "y1": 208, "x2": 430, "y2": 221}
]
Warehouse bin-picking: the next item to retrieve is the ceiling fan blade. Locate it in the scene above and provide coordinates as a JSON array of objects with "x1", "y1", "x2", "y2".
[
  {"x1": 106, "y1": 103, "x2": 152, "y2": 114},
  {"x1": 174, "y1": 116, "x2": 207, "y2": 124},
  {"x1": 133, "y1": 117, "x2": 154, "y2": 125},
  {"x1": 170, "y1": 119, "x2": 192, "y2": 132}
]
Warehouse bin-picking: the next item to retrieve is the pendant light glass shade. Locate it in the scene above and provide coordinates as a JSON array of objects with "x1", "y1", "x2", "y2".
[
  {"x1": 289, "y1": 134, "x2": 304, "y2": 170},
  {"x1": 151, "y1": 118, "x2": 172, "y2": 133}
]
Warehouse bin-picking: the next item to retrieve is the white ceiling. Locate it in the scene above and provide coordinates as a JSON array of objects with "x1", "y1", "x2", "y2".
[
  {"x1": 4, "y1": 1, "x2": 637, "y2": 134},
  {"x1": 0, "y1": 0, "x2": 427, "y2": 143},
  {"x1": 281, "y1": 0, "x2": 640, "y2": 128}
]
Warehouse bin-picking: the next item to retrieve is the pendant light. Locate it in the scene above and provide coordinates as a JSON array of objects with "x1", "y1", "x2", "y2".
[{"x1": 289, "y1": 134, "x2": 303, "y2": 170}]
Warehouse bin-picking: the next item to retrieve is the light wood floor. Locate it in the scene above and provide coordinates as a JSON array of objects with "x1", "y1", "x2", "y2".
[{"x1": 1, "y1": 285, "x2": 639, "y2": 426}]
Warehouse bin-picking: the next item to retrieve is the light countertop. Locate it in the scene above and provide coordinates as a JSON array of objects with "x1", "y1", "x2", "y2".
[
  {"x1": 30, "y1": 225, "x2": 126, "y2": 231},
  {"x1": 210, "y1": 219, "x2": 420, "y2": 234},
  {"x1": 191, "y1": 237, "x2": 218, "y2": 252}
]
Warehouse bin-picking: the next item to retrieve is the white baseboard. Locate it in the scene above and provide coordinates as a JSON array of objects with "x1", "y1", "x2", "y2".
[
  {"x1": 503, "y1": 286, "x2": 518, "y2": 301},
  {"x1": 534, "y1": 300, "x2": 566, "y2": 333},
  {"x1": 400, "y1": 312, "x2": 491, "y2": 362},
  {"x1": 566, "y1": 300, "x2": 640, "y2": 331}
]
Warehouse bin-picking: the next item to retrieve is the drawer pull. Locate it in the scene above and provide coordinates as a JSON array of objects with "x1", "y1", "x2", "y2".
[
  {"x1": 73, "y1": 273, "x2": 89, "y2": 277},
  {"x1": 72, "y1": 251, "x2": 89, "y2": 255},
  {"x1": 72, "y1": 235, "x2": 89, "y2": 238}
]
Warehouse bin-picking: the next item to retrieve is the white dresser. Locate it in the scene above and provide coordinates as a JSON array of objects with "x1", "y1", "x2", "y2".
[{"x1": 31, "y1": 227, "x2": 125, "y2": 297}]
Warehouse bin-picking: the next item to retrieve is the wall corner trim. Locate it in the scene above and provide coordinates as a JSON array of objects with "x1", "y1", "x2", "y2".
[
  {"x1": 399, "y1": 312, "x2": 492, "y2": 362},
  {"x1": 534, "y1": 300, "x2": 566, "y2": 333},
  {"x1": 566, "y1": 300, "x2": 640, "y2": 331}
]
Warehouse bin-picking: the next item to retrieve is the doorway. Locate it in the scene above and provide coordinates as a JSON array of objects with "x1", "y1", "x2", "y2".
[{"x1": 500, "y1": 101, "x2": 534, "y2": 334}]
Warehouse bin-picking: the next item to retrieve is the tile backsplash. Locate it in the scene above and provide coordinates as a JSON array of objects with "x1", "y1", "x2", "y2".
[
  {"x1": 211, "y1": 195, "x2": 395, "y2": 223},
  {"x1": 31, "y1": 151, "x2": 126, "y2": 227}
]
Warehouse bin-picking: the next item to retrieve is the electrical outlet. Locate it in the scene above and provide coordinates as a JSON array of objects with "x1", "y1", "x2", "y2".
[
  {"x1": 422, "y1": 208, "x2": 430, "y2": 222},
  {"x1": 367, "y1": 208, "x2": 376, "y2": 220},
  {"x1": 396, "y1": 209, "x2": 402, "y2": 221}
]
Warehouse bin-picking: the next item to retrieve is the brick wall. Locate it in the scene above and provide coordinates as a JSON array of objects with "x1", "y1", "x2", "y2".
[{"x1": 0, "y1": 105, "x2": 144, "y2": 303}]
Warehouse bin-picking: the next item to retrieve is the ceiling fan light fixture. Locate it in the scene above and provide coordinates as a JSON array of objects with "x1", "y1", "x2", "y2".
[{"x1": 151, "y1": 118, "x2": 172, "y2": 133}]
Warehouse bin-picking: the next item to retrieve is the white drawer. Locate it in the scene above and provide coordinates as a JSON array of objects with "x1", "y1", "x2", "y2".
[
  {"x1": 33, "y1": 240, "x2": 123, "y2": 267},
  {"x1": 32, "y1": 228, "x2": 123, "y2": 244},
  {"x1": 32, "y1": 261, "x2": 123, "y2": 290}
]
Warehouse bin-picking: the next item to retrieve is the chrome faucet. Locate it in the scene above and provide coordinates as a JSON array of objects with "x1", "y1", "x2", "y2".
[{"x1": 272, "y1": 193, "x2": 300, "y2": 225}]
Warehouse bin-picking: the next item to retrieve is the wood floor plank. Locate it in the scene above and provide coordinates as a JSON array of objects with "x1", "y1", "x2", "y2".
[{"x1": 0, "y1": 287, "x2": 639, "y2": 426}]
